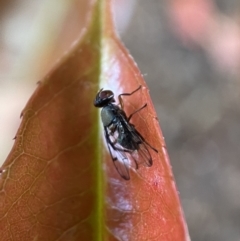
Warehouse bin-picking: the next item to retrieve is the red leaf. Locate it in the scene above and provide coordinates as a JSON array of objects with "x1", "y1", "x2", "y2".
[{"x1": 0, "y1": 0, "x2": 189, "y2": 240}]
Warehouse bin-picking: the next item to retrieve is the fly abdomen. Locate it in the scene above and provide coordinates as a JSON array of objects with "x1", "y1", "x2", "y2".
[{"x1": 117, "y1": 131, "x2": 138, "y2": 150}]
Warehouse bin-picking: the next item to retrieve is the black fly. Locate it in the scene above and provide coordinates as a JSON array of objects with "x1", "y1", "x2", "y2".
[{"x1": 94, "y1": 86, "x2": 158, "y2": 180}]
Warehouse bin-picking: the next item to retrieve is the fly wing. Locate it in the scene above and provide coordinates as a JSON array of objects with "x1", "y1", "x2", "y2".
[
  {"x1": 108, "y1": 144, "x2": 130, "y2": 180},
  {"x1": 130, "y1": 129, "x2": 153, "y2": 167},
  {"x1": 104, "y1": 127, "x2": 130, "y2": 180},
  {"x1": 135, "y1": 142, "x2": 153, "y2": 167}
]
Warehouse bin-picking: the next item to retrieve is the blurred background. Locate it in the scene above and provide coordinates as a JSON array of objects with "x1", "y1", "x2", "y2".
[{"x1": 0, "y1": 0, "x2": 240, "y2": 240}]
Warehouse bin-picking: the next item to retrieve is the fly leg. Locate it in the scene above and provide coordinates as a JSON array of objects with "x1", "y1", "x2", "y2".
[
  {"x1": 118, "y1": 85, "x2": 142, "y2": 110},
  {"x1": 127, "y1": 103, "x2": 147, "y2": 122}
]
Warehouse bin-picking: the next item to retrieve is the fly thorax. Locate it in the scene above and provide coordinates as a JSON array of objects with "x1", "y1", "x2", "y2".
[{"x1": 101, "y1": 106, "x2": 115, "y2": 127}]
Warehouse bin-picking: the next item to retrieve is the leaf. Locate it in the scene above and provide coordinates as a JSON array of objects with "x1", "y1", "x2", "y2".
[{"x1": 0, "y1": 0, "x2": 190, "y2": 240}]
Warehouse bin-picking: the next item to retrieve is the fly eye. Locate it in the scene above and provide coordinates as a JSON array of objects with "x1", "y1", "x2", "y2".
[{"x1": 100, "y1": 90, "x2": 114, "y2": 100}]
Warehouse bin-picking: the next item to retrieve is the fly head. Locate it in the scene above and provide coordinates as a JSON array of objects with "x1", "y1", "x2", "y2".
[{"x1": 94, "y1": 89, "x2": 115, "y2": 107}]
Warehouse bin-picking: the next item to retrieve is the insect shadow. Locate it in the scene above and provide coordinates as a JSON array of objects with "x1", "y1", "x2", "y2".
[{"x1": 94, "y1": 85, "x2": 158, "y2": 180}]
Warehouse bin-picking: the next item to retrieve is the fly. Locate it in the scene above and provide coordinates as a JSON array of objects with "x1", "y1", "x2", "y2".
[{"x1": 94, "y1": 85, "x2": 158, "y2": 180}]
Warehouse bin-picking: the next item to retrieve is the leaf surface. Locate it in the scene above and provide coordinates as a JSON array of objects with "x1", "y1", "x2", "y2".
[
  {"x1": 0, "y1": 0, "x2": 190, "y2": 240},
  {"x1": 100, "y1": 2, "x2": 189, "y2": 241}
]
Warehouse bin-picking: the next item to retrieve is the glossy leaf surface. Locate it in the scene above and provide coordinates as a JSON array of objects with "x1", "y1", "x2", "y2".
[{"x1": 0, "y1": 0, "x2": 189, "y2": 240}]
